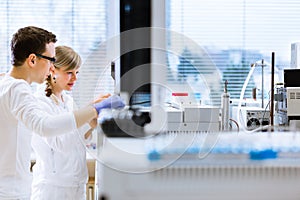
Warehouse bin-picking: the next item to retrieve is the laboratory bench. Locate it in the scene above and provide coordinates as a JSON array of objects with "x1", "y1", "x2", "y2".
[{"x1": 95, "y1": 132, "x2": 300, "y2": 200}]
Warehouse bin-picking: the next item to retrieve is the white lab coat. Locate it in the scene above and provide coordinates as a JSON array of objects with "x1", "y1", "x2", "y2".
[
  {"x1": 0, "y1": 75, "x2": 77, "y2": 199},
  {"x1": 31, "y1": 91, "x2": 91, "y2": 200}
]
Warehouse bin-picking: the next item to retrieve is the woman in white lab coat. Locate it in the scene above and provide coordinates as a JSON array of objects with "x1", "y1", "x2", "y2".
[{"x1": 31, "y1": 46, "x2": 107, "y2": 200}]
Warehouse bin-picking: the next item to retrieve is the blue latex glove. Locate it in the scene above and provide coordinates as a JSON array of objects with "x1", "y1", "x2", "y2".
[{"x1": 93, "y1": 95, "x2": 125, "y2": 114}]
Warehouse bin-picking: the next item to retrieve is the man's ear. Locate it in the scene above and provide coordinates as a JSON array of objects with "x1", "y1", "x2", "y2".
[{"x1": 27, "y1": 53, "x2": 36, "y2": 67}]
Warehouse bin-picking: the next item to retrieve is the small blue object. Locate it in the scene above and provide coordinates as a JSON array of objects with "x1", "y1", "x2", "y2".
[
  {"x1": 186, "y1": 147, "x2": 200, "y2": 154},
  {"x1": 148, "y1": 150, "x2": 161, "y2": 161},
  {"x1": 93, "y1": 95, "x2": 125, "y2": 114},
  {"x1": 249, "y1": 149, "x2": 277, "y2": 160}
]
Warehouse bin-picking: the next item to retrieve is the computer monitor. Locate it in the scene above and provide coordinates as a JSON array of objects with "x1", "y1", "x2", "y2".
[
  {"x1": 120, "y1": 0, "x2": 151, "y2": 107},
  {"x1": 284, "y1": 69, "x2": 300, "y2": 87}
]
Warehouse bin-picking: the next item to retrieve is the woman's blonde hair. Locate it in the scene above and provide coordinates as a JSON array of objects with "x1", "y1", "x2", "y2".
[
  {"x1": 45, "y1": 45, "x2": 82, "y2": 97},
  {"x1": 54, "y1": 45, "x2": 82, "y2": 71}
]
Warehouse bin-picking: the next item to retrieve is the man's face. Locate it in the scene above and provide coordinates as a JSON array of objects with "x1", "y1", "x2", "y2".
[{"x1": 34, "y1": 42, "x2": 56, "y2": 84}]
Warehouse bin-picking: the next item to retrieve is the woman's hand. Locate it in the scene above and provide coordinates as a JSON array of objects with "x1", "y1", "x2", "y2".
[
  {"x1": 89, "y1": 118, "x2": 97, "y2": 129},
  {"x1": 85, "y1": 118, "x2": 98, "y2": 140}
]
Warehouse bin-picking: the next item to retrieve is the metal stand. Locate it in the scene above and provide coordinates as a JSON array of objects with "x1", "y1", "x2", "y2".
[
  {"x1": 261, "y1": 59, "x2": 265, "y2": 108},
  {"x1": 270, "y1": 52, "x2": 275, "y2": 126}
]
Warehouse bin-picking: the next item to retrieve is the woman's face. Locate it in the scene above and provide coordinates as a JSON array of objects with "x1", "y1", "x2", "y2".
[{"x1": 53, "y1": 66, "x2": 79, "y2": 92}]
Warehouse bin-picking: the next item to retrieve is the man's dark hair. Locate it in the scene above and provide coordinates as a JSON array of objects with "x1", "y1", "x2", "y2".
[{"x1": 11, "y1": 26, "x2": 57, "y2": 66}]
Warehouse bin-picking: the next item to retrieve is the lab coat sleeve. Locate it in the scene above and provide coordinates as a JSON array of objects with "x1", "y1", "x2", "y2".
[
  {"x1": 40, "y1": 94, "x2": 92, "y2": 152},
  {"x1": 10, "y1": 81, "x2": 77, "y2": 137},
  {"x1": 43, "y1": 123, "x2": 91, "y2": 153}
]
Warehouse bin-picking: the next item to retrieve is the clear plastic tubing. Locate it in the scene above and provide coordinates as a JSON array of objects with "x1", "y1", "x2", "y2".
[{"x1": 237, "y1": 66, "x2": 256, "y2": 132}]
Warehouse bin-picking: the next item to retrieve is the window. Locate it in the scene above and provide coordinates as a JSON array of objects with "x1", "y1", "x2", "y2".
[
  {"x1": 166, "y1": 0, "x2": 300, "y2": 106},
  {"x1": 2, "y1": 0, "x2": 300, "y2": 109},
  {"x1": 0, "y1": 0, "x2": 110, "y2": 107}
]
